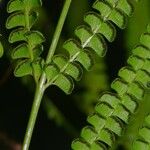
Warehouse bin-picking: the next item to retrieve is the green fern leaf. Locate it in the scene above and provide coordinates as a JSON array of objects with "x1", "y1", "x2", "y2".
[
  {"x1": 112, "y1": 79, "x2": 144, "y2": 99},
  {"x1": 135, "y1": 70, "x2": 150, "y2": 88},
  {"x1": 81, "y1": 126, "x2": 97, "y2": 144},
  {"x1": 7, "y1": 0, "x2": 24, "y2": 13},
  {"x1": 14, "y1": 59, "x2": 32, "y2": 77},
  {"x1": 53, "y1": 74, "x2": 74, "y2": 94},
  {"x1": 63, "y1": 40, "x2": 93, "y2": 70},
  {"x1": 119, "y1": 67, "x2": 136, "y2": 83},
  {"x1": 98, "y1": 128, "x2": 115, "y2": 146},
  {"x1": 25, "y1": 31, "x2": 45, "y2": 48},
  {"x1": 106, "y1": 117, "x2": 123, "y2": 136},
  {"x1": 9, "y1": 28, "x2": 26, "y2": 43},
  {"x1": 93, "y1": 1, "x2": 127, "y2": 29},
  {"x1": 52, "y1": 55, "x2": 83, "y2": 81},
  {"x1": 14, "y1": 58, "x2": 43, "y2": 78},
  {"x1": 45, "y1": 65, "x2": 59, "y2": 82},
  {"x1": 106, "y1": 0, "x2": 133, "y2": 16},
  {"x1": 72, "y1": 24, "x2": 150, "y2": 150},
  {"x1": 91, "y1": 141, "x2": 106, "y2": 150},
  {"x1": 75, "y1": 26, "x2": 107, "y2": 56},
  {"x1": 6, "y1": 11, "x2": 38, "y2": 29},
  {"x1": 95, "y1": 102, "x2": 113, "y2": 118},
  {"x1": 12, "y1": 43, "x2": 29, "y2": 59},
  {"x1": 32, "y1": 58, "x2": 44, "y2": 82},
  {"x1": 111, "y1": 79, "x2": 128, "y2": 96},
  {"x1": 139, "y1": 128, "x2": 150, "y2": 143},
  {"x1": 87, "y1": 113, "x2": 105, "y2": 131},
  {"x1": 132, "y1": 140, "x2": 149, "y2": 150},
  {"x1": 24, "y1": 0, "x2": 42, "y2": 10},
  {"x1": 7, "y1": 0, "x2": 44, "y2": 80},
  {"x1": 12, "y1": 44, "x2": 43, "y2": 59},
  {"x1": 84, "y1": 12, "x2": 116, "y2": 42},
  {"x1": 7, "y1": 0, "x2": 42, "y2": 13},
  {"x1": 72, "y1": 139, "x2": 90, "y2": 150},
  {"x1": 44, "y1": 0, "x2": 135, "y2": 94},
  {"x1": 127, "y1": 55, "x2": 144, "y2": 71},
  {"x1": 143, "y1": 60, "x2": 150, "y2": 74},
  {"x1": 140, "y1": 33, "x2": 150, "y2": 49},
  {"x1": 100, "y1": 93, "x2": 120, "y2": 108},
  {"x1": 6, "y1": 12, "x2": 26, "y2": 29},
  {"x1": 121, "y1": 94, "x2": 138, "y2": 113},
  {"x1": 133, "y1": 45, "x2": 150, "y2": 59},
  {"x1": 132, "y1": 114, "x2": 150, "y2": 150},
  {"x1": 113, "y1": 105, "x2": 130, "y2": 123}
]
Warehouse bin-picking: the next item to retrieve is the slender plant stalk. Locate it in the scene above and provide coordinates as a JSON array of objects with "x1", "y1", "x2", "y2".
[
  {"x1": 46, "y1": 0, "x2": 72, "y2": 64},
  {"x1": 22, "y1": 75, "x2": 46, "y2": 150},
  {"x1": 22, "y1": 0, "x2": 72, "y2": 149}
]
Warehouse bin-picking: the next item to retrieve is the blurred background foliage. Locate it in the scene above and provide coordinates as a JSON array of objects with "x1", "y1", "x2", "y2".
[{"x1": 0, "y1": 0, "x2": 149, "y2": 149}]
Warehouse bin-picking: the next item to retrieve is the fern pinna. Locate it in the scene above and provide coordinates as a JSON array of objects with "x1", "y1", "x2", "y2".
[
  {"x1": 44, "y1": 0, "x2": 134, "y2": 94},
  {"x1": 71, "y1": 24, "x2": 150, "y2": 150},
  {"x1": 6, "y1": 0, "x2": 45, "y2": 83},
  {"x1": 132, "y1": 114, "x2": 150, "y2": 150}
]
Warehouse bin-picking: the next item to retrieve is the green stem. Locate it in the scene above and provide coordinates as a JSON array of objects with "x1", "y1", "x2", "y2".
[
  {"x1": 22, "y1": 0, "x2": 72, "y2": 149},
  {"x1": 46, "y1": 0, "x2": 72, "y2": 63},
  {"x1": 22, "y1": 74, "x2": 46, "y2": 150}
]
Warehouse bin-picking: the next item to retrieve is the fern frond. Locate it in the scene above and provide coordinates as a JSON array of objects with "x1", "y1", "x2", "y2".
[
  {"x1": 45, "y1": 0, "x2": 135, "y2": 94},
  {"x1": 132, "y1": 114, "x2": 150, "y2": 150},
  {"x1": 6, "y1": 0, "x2": 45, "y2": 82},
  {"x1": 71, "y1": 24, "x2": 150, "y2": 150}
]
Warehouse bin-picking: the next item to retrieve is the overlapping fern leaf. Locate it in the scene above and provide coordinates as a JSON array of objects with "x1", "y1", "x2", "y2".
[
  {"x1": 71, "y1": 24, "x2": 150, "y2": 150},
  {"x1": 44, "y1": 0, "x2": 135, "y2": 94},
  {"x1": 6, "y1": 0, "x2": 45, "y2": 82},
  {"x1": 132, "y1": 114, "x2": 150, "y2": 150}
]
